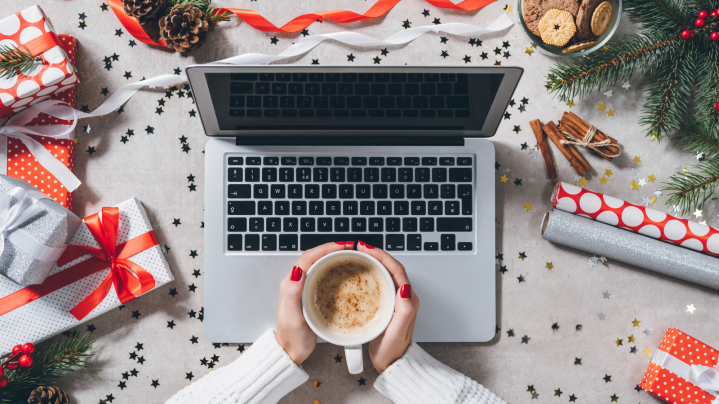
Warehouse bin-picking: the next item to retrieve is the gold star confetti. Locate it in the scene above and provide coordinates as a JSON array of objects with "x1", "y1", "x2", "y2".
[
  {"x1": 606, "y1": 108, "x2": 615, "y2": 117},
  {"x1": 312, "y1": 400, "x2": 321, "y2": 404},
  {"x1": 600, "y1": 177, "x2": 608, "y2": 185},
  {"x1": 628, "y1": 334, "x2": 636, "y2": 343},
  {"x1": 630, "y1": 180, "x2": 640, "y2": 190},
  {"x1": 313, "y1": 380, "x2": 321, "y2": 388},
  {"x1": 647, "y1": 174, "x2": 656, "y2": 182},
  {"x1": 687, "y1": 304, "x2": 696, "y2": 313},
  {"x1": 579, "y1": 177, "x2": 588, "y2": 186},
  {"x1": 693, "y1": 209, "x2": 702, "y2": 218},
  {"x1": 643, "y1": 347, "x2": 651, "y2": 356},
  {"x1": 649, "y1": 196, "x2": 657, "y2": 204},
  {"x1": 597, "y1": 102, "x2": 606, "y2": 111},
  {"x1": 503, "y1": 4, "x2": 512, "y2": 11},
  {"x1": 74, "y1": 138, "x2": 79, "y2": 144},
  {"x1": 615, "y1": 338, "x2": 623, "y2": 346},
  {"x1": 525, "y1": 47, "x2": 534, "y2": 55},
  {"x1": 524, "y1": 202, "x2": 532, "y2": 211},
  {"x1": 500, "y1": 174, "x2": 509, "y2": 183},
  {"x1": 631, "y1": 318, "x2": 640, "y2": 327},
  {"x1": 682, "y1": 167, "x2": 688, "y2": 173},
  {"x1": 605, "y1": 169, "x2": 613, "y2": 177},
  {"x1": 518, "y1": 252, "x2": 527, "y2": 260},
  {"x1": 610, "y1": 394, "x2": 619, "y2": 402},
  {"x1": 554, "y1": 389, "x2": 563, "y2": 397},
  {"x1": 546, "y1": 262, "x2": 554, "y2": 269},
  {"x1": 632, "y1": 155, "x2": 642, "y2": 164},
  {"x1": 566, "y1": 99, "x2": 575, "y2": 108}
]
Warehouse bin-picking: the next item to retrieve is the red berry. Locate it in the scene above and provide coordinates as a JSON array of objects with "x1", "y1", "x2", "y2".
[
  {"x1": 711, "y1": 11, "x2": 717, "y2": 19},
  {"x1": 711, "y1": 32, "x2": 719, "y2": 41},
  {"x1": 681, "y1": 30, "x2": 692, "y2": 39},
  {"x1": 18, "y1": 355, "x2": 32, "y2": 368},
  {"x1": 0, "y1": 375, "x2": 7, "y2": 388},
  {"x1": 699, "y1": 10, "x2": 708, "y2": 18},
  {"x1": 21, "y1": 343, "x2": 35, "y2": 355},
  {"x1": 691, "y1": 31, "x2": 696, "y2": 39},
  {"x1": 5, "y1": 362, "x2": 18, "y2": 371},
  {"x1": 11, "y1": 345, "x2": 21, "y2": 355},
  {"x1": 716, "y1": 100, "x2": 719, "y2": 112},
  {"x1": 696, "y1": 18, "x2": 707, "y2": 28},
  {"x1": 0, "y1": 366, "x2": 3, "y2": 376}
]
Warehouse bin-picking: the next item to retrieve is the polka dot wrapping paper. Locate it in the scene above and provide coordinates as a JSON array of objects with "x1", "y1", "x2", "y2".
[
  {"x1": 0, "y1": 5, "x2": 79, "y2": 119},
  {"x1": 0, "y1": 198, "x2": 174, "y2": 354},
  {"x1": 3, "y1": 34, "x2": 77, "y2": 210},
  {"x1": 639, "y1": 328, "x2": 719, "y2": 404},
  {"x1": 551, "y1": 182, "x2": 719, "y2": 258}
]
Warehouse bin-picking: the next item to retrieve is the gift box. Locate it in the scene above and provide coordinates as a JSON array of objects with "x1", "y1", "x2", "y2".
[
  {"x1": 1, "y1": 34, "x2": 77, "y2": 210},
  {"x1": 0, "y1": 198, "x2": 173, "y2": 354},
  {"x1": 640, "y1": 328, "x2": 719, "y2": 404},
  {"x1": 0, "y1": 5, "x2": 79, "y2": 119},
  {"x1": 0, "y1": 174, "x2": 81, "y2": 286}
]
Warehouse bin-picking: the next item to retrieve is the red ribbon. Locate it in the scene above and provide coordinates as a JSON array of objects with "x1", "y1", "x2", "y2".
[
  {"x1": 0, "y1": 207, "x2": 157, "y2": 320},
  {"x1": 107, "y1": 0, "x2": 496, "y2": 47},
  {"x1": 24, "y1": 32, "x2": 62, "y2": 57}
]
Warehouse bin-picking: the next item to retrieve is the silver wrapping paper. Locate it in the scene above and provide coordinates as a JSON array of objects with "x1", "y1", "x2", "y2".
[
  {"x1": 541, "y1": 209, "x2": 719, "y2": 291},
  {"x1": 0, "y1": 175, "x2": 81, "y2": 285}
]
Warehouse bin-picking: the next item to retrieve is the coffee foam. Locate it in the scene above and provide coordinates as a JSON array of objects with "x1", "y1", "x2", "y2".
[{"x1": 309, "y1": 258, "x2": 387, "y2": 335}]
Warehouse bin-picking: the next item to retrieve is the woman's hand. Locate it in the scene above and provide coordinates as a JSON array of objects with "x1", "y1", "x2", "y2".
[
  {"x1": 275, "y1": 241, "x2": 355, "y2": 366},
  {"x1": 358, "y1": 241, "x2": 420, "y2": 373}
]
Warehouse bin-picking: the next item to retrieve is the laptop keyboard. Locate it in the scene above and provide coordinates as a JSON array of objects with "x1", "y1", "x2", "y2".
[
  {"x1": 226, "y1": 154, "x2": 475, "y2": 253},
  {"x1": 228, "y1": 73, "x2": 471, "y2": 119}
]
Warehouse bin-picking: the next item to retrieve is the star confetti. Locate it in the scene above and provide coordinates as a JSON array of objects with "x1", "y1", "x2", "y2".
[
  {"x1": 687, "y1": 304, "x2": 696, "y2": 313},
  {"x1": 313, "y1": 380, "x2": 321, "y2": 388},
  {"x1": 600, "y1": 177, "x2": 608, "y2": 185},
  {"x1": 500, "y1": 175, "x2": 509, "y2": 183},
  {"x1": 643, "y1": 347, "x2": 651, "y2": 356},
  {"x1": 607, "y1": 109, "x2": 614, "y2": 117},
  {"x1": 523, "y1": 202, "x2": 532, "y2": 211},
  {"x1": 632, "y1": 155, "x2": 642, "y2": 164},
  {"x1": 598, "y1": 102, "x2": 606, "y2": 111},
  {"x1": 546, "y1": 262, "x2": 553, "y2": 269},
  {"x1": 566, "y1": 100, "x2": 575, "y2": 107},
  {"x1": 518, "y1": 252, "x2": 527, "y2": 260},
  {"x1": 630, "y1": 180, "x2": 640, "y2": 190},
  {"x1": 525, "y1": 47, "x2": 534, "y2": 55}
]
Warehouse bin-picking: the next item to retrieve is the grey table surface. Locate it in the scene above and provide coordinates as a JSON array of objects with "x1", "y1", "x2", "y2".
[{"x1": 7, "y1": 1, "x2": 719, "y2": 403}]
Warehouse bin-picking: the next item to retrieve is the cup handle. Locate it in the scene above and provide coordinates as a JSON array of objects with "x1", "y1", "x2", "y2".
[{"x1": 345, "y1": 345, "x2": 363, "y2": 374}]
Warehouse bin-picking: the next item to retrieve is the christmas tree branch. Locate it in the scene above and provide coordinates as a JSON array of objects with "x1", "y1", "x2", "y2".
[
  {"x1": 0, "y1": 45, "x2": 41, "y2": 80},
  {"x1": 664, "y1": 160, "x2": 719, "y2": 214},
  {"x1": 625, "y1": 0, "x2": 691, "y2": 31},
  {"x1": 695, "y1": 35, "x2": 719, "y2": 127},
  {"x1": 676, "y1": 119, "x2": 719, "y2": 159}
]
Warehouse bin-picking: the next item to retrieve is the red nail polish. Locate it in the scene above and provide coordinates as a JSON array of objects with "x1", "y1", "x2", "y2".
[
  {"x1": 345, "y1": 241, "x2": 354, "y2": 246},
  {"x1": 400, "y1": 284, "x2": 412, "y2": 299},
  {"x1": 290, "y1": 266, "x2": 302, "y2": 282},
  {"x1": 358, "y1": 241, "x2": 365, "y2": 246},
  {"x1": 363, "y1": 242, "x2": 375, "y2": 249},
  {"x1": 335, "y1": 241, "x2": 346, "y2": 245}
]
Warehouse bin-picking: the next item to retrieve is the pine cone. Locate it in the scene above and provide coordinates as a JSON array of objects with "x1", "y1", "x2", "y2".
[
  {"x1": 28, "y1": 386, "x2": 70, "y2": 404},
  {"x1": 121, "y1": 0, "x2": 166, "y2": 25},
  {"x1": 158, "y1": 4, "x2": 210, "y2": 53}
]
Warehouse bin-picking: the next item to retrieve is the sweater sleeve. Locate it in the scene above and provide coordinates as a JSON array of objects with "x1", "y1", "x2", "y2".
[
  {"x1": 166, "y1": 329, "x2": 308, "y2": 404},
  {"x1": 373, "y1": 342, "x2": 507, "y2": 404}
]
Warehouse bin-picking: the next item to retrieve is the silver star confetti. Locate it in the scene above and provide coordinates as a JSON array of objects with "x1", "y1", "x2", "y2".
[
  {"x1": 644, "y1": 328, "x2": 652, "y2": 336},
  {"x1": 602, "y1": 291, "x2": 611, "y2": 299},
  {"x1": 622, "y1": 81, "x2": 631, "y2": 90},
  {"x1": 598, "y1": 312, "x2": 606, "y2": 320},
  {"x1": 604, "y1": 90, "x2": 613, "y2": 97}
]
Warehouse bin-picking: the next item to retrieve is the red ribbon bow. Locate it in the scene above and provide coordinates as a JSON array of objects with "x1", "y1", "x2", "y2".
[{"x1": 0, "y1": 207, "x2": 157, "y2": 321}]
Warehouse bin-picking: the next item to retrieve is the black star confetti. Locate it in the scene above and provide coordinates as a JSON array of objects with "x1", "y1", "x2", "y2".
[
  {"x1": 311, "y1": 59, "x2": 319, "y2": 65},
  {"x1": 498, "y1": 265, "x2": 507, "y2": 274},
  {"x1": 507, "y1": 329, "x2": 515, "y2": 337},
  {"x1": 514, "y1": 178, "x2": 523, "y2": 186},
  {"x1": 493, "y1": 47, "x2": 502, "y2": 55},
  {"x1": 334, "y1": 354, "x2": 343, "y2": 363},
  {"x1": 188, "y1": 309, "x2": 197, "y2": 318},
  {"x1": 520, "y1": 142, "x2": 528, "y2": 150},
  {"x1": 521, "y1": 97, "x2": 529, "y2": 105},
  {"x1": 509, "y1": 99, "x2": 516, "y2": 107},
  {"x1": 189, "y1": 109, "x2": 197, "y2": 117},
  {"x1": 135, "y1": 343, "x2": 143, "y2": 351},
  {"x1": 422, "y1": 9, "x2": 430, "y2": 16},
  {"x1": 188, "y1": 183, "x2": 197, "y2": 192},
  {"x1": 158, "y1": 99, "x2": 166, "y2": 106},
  {"x1": 270, "y1": 36, "x2": 279, "y2": 45},
  {"x1": 468, "y1": 38, "x2": 476, "y2": 46},
  {"x1": 190, "y1": 336, "x2": 199, "y2": 344},
  {"x1": 440, "y1": 50, "x2": 449, "y2": 58},
  {"x1": 569, "y1": 394, "x2": 578, "y2": 402},
  {"x1": 100, "y1": 3, "x2": 109, "y2": 11},
  {"x1": 187, "y1": 174, "x2": 196, "y2": 182},
  {"x1": 87, "y1": 146, "x2": 96, "y2": 155},
  {"x1": 381, "y1": 48, "x2": 389, "y2": 56},
  {"x1": 211, "y1": 354, "x2": 220, "y2": 362},
  {"x1": 237, "y1": 345, "x2": 245, "y2": 353},
  {"x1": 179, "y1": 135, "x2": 188, "y2": 143},
  {"x1": 120, "y1": 136, "x2": 129, "y2": 144},
  {"x1": 347, "y1": 53, "x2": 355, "y2": 62},
  {"x1": 513, "y1": 125, "x2": 521, "y2": 134},
  {"x1": 87, "y1": 324, "x2": 96, "y2": 333},
  {"x1": 186, "y1": 372, "x2": 194, "y2": 380},
  {"x1": 123, "y1": 71, "x2": 132, "y2": 79},
  {"x1": 182, "y1": 144, "x2": 191, "y2": 153},
  {"x1": 145, "y1": 125, "x2": 154, "y2": 134},
  {"x1": 167, "y1": 320, "x2": 175, "y2": 329},
  {"x1": 496, "y1": 253, "x2": 504, "y2": 260},
  {"x1": 151, "y1": 380, "x2": 159, "y2": 388},
  {"x1": 373, "y1": 56, "x2": 381, "y2": 64},
  {"x1": 128, "y1": 39, "x2": 137, "y2": 47},
  {"x1": 78, "y1": 21, "x2": 87, "y2": 30},
  {"x1": 130, "y1": 368, "x2": 139, "y2": 377},
  {"x1": 504, "y1": 112, "x2": 511, "y2": 120},
  {"x1": 603, "y1": 374, "x2": 612, "y2": 383},
  {"x1": 115, "y1": 29, "x2": 123, "y2": 37},
  {"x1": 118, "y1": 381, "x2": 126, "y2": 390},
  {"x1": 156, "y1": 107, "x2": 164, "y2": 115},
  {"x1": 480, "y1": 52, "x2": 488, "y2": 60},
  {"x1": 551, "y1": 322, "x2": 559, "y2": 331},
  {"x1": 575, "y1": 357, "x2": 582, "y2": 365},
  {"x1": 502, "y1": 41, "x2": 510, "y2": 49},
  {"x1": 463, "y1": 55, "x2": 471, "y2": 63},
  {"x1": 129, "y1": 352, "x2": 137, "y2": 360},
  {"x1": 172, "y1": 218, "x2": 181, "y2": 227},
  {"x1": 169, "y1": 288, "x2": 177, "y2": 297},
  {"x1": 126, "y1": 129, "x2": 134, "y2": 137},
  {"x1": 432, "y1": 18, "x2": 441, "y2": 24},
  {"x1": 301, "y1": 29, "x2": 309, "y2": 37},
  {"x1": 402, "y1": 20, "x2": 411, "y2": 28},
  {"x1": 494, "y1": 60, "x2": 502, "y2": 66},
  {"x1": 111, "y1": 53, "x2": 119, "y2": 61},
  {"x1": 521, "y1": 335, "x2": 530, "y2": 343},
  {"x1": 137, "y1": 356, "x2": 145, "y2": 365},
  {"x1": 131, "y1": 310, "x2": 141, "y2": 319},
  {"x1": 81, "y1": 105, "x2": 90, "y2": 113},
  {"x1": 188, "y1": 283, "x2": 197, "y2": 292},
  {"x1": 503, "y1": 51, "x2": 511, "y2": 59},
  {"x1": 358, "y1": 377, "x2": 367, "y2": 386},
  {"x1": 101, "y1": 87, "x2": 109, "y2": 96},
  {"x1": 495, "y1": 161, "x2": 501, "y2": 170},
  {"x1": 121, "y1": 372, "x2": 129, "y2": 380},
  {"x1": 440, "y1": 36, "x2": 448, "y2": 44},
  {"x1": 517, "y1": 275, "x2": 525, "y2": 283},
  {"x1": 519, "y1": 252, "x2": 527, "y2": 260}
]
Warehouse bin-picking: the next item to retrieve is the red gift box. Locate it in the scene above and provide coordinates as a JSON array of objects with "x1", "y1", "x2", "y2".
[
  {"x1": 640, "y1": 328, "x2": 719, "y2": 404},
  {"x1": 3, "y1": 34, "x2": 77, "y2": 210}
]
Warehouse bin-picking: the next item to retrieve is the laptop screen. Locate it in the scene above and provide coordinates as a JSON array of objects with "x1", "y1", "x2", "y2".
[{"x1": 205, "y1": 72, "x2": 504, "y2": 132}]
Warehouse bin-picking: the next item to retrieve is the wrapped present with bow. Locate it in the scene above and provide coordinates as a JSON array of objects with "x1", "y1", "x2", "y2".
[
  {"x1": 0, "y1": 198, "x2": 173, "y2": 354},
  {"x1": 640, "y1": 328, "x2": 719, "y2": 404},
  {"x1": 0, "y1": 174, "x2": 81, "y2": 286}
]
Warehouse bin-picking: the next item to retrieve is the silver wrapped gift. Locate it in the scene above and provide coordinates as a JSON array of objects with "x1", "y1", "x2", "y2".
[{"x1": 0, "y1": 175, "x2": 81, "y2": 286}]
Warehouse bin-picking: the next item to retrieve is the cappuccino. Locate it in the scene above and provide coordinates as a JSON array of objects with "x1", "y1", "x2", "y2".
[{"x1": 310, "y1": 258, "x2": 387, "y2": 334}]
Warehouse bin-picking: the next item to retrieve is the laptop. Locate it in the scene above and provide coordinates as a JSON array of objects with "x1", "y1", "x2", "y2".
[{"x1": 187, "y1": 66, "x2": 523, "y2": 343}]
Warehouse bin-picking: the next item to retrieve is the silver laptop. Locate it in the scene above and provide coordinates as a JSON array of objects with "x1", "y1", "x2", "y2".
[{"x1": 187, "y1": 66, "x2": 523, "y2": 343}]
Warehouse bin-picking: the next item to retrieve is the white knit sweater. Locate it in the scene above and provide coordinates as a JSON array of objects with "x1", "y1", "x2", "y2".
[{"x1": 166, "y1": 330, "x2": 506, "y2": 404}]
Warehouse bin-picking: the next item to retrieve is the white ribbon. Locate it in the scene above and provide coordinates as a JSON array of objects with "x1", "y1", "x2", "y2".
[
  {"x1": 653, "y1": 349, "x2": 719, "y2": 403},
  {"x1": 0, "y1": 186, "x2": 67, "y2": 263},
  {"x1": 0, "y1": 100, "x2": 81, "y2": 192}
]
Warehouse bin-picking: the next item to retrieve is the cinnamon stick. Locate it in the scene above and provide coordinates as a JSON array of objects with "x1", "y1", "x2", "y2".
[
  {"x1": 543, "y1": 121, "x2": 590, "y2": 176},
  {"x1": 559, "y1": 111, "x2": 620, "y2": 161},
  {"x1": 529, "y1": 119, "x2": 557, "y2": 180}
]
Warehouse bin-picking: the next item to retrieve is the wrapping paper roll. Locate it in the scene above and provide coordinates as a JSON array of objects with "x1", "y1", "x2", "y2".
[
  {"x1": 551, "y1": 182, "x2": 719, "y2": 257},
  {"x1": 541, "y1": 210, "x2": 719, "y2": 291}
]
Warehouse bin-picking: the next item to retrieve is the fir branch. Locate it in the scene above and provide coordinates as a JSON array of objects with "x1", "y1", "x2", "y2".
[
  {"x1": 208, "y1": 7, "x2": 231, "y2": 30},
  {"x1": 0, "y1": 333, "x2": 93, "y2": 404},
  {"x1": 167, "y1": 0, "x2": 210, "y2": 12},
  {"x1": 0, "y1": 45, "x2": 41, "y2": 80},
  {"x1": 664, "y1": 160, "x2": 719, "y2": 214},
  {"x1": 676, "y1": 119, "x2": 719, "y2": 160},
  {"x1": 547, "y1": 32, "x2": 675, "y2": 101},
  {"x1": 694, "y1": 33, "x2": 719, "y2": 128},
  {"x1": 625, "y1": 0, "x2": 691, "y2": 31}
]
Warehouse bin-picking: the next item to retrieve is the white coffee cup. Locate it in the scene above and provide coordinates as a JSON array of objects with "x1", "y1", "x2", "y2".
[{"x1": 302, "y1": 250, "x2": 396, "y2": 374}]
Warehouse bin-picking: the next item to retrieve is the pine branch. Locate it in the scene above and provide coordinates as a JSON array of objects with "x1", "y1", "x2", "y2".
[
  {"x1": 625, "y1": 0, "x2": 692, "y2": 31},
  {"x1": 676, "y1": 119, "x2": 719, "y2": 159},
  {"x1": 167, "y1": 0, "x2": 210, "y2": 12},
  {"x1": 694, "y1": 33, "x2": 719, "y2": 128},
  {"x1": 0, "y1": 45, "x2": 41, "y2": 80},
  {"x1": 208, "y1": 8, "x2": 231, "y2": 30},
  {"x1": 547, "y1": 31, "x2": 675, "y2": 101},
  {"x1": 0, "y1": 333, "x2": 93, "y2": 404},
  {"x1": 664, "y1": 160, "x2": 719, "y2": 214}
]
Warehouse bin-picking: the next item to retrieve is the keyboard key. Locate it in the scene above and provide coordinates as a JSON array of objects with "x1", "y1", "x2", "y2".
[
  {"x1": 282, "y1": 109, "x2": 297, "y2": 118},
  {"x1": 231, "y1": 73, "x2": 257, "y2": 81},
  {"x1": 230, "y1": 82, "x2": 253, "y2": 94},
  {"x1": 421, "y1": 83, "x2": 436, "y2": 95},
  {"x1": 258, "y1": 201, "x2": 272, "y2": 215},
  {"x1": 387, "y1": 157, "x2": 402, "y2": 166},
  {"x1": 352, "y1": 218, "x2": 367, "y2": 232},
  {"x1": 458, "y1": 242, "x2": 472, "y2": 251},
  {"x1": 249, "y1": 217, "x2": 264, "y2": 232},
  {"x1": 377, "y1": 201, "x2": 392, "y2": 215},
  {"x1": 381, "y1": 168, "x2": 396, "y2": 182},
  {"x1": 438, "y1": 83, "x2": 452, "y2": 95},
  {"x1": 335, "y1": 218, "x2": 350, "y2": 232},
  {"x1": 370, "y1": 157, "x2": 385, "y2": 166},
  {"x1": 263, "y1": 157, "x2": 279, "y2": 165},
  {"x1": 271, "y1": 83, "x2": 286, "y2": 95},
  {"x1": 413, "y1": 96, "x2": 428, "y2": 108},
  {"x1": 390, "y1": 184, "x2": 404, "y2": 199},
  {"x1": 386, "y1": 234, "x2": 405, "y2": 251},
  {"x1": 314, "y1": 96, "x2": 328, "y2": 108},
  {"x1": 228, "y1": 217, "x2": 246, "y2": 232},
  {"x1": 365, "y1": 168, "x2": 379, "y2": 182},
  {"x1": 441, "y1": 241, "x2": 456, "y2": 251},
  {"x1": 388, "y1": 84, "x2": 402, "y2": 95},
  {"x1": 283, "y1": 218, "x2": 298, "y2": 232},
  {"x1": 348, "y1": 168, "x2": 363, "y2": 182},
  {"x1": 310, "y1": 73, "x2": 324, "y2": 82},
  {"x1": 309, "y1": 201, "x2": 324, "y2": 215},
  {"x1": 326, "y1": 201, "x2": 341, "y2": 215},
  {"x1": 262, "y1": 168, "x2": 277, "y2": 182},
  {"x1": 292, "y1": 201, "x2": 307, "y2": 215},
  {"x1": 292, "y1": 73, "x2": 307, "y2": 82},
  {"x1": 245, "y1": 168, "x2": 260, "y2": 182},
  {"x1": 299, "y1": 157, "x2": 314, "y2": 165},
  {"x1": 440, "y1": 157, "x2": 455, "y2": 166},
  {"x1": 288, "y1": 184, "x2": 302, "y2": 198},
  {"x1": 407, "y1": 234, "x2": 422, "y2": 251},
  {"x1": 343, "y1": 201, "x2": 358, "y2": 215},
  {"x1": 408, "y1": 73, "x2": 423, "y2": 82},
  {"x1": 351, "y1": 157, "x2": 367, "y2": 165},
  {"x1": 322, "y1": 184, "x2": 337, "y2": 199},
  {"x1": 322, "y1": 83, "x2": 337, "y2": 95},
  {"x1": 264, "y1": 109, "x2": 279, "y2": 117},
  {"x1": 371, "y1": 84, "x2": 387, "y2": 95},
  {"x1": 445, "y1": 201, "x2": 460, "y2": 215},
  {"x1": 437, "y1": 218, "x2": 472, "y2": 232},
  {"x1": 386, "y1": 218, "x2": 401, "y2": 232},
  {"x1": 369, "y1": 218, "x2": 383, "y2": 232},
  {"x1": 331, "y1": 168, "x2": 345, "y2": 182},
  {"x1": 300, "y1": 234, "x2": 382, "y2": 251},
  {"x1": 398, "y1": 168, "x2": 413, "y2": 182},
  {"x1": 339, "y1": 184, "x2": 353, "y2": 199},
  {"x1": 422, "y1": 157, "x2": 437, "y2": 166},
  {"x1": 449, "y1": 168, "x2": 472, "y2": 182},
  {"x1": 394, "y1": 201, "x2": 409, "y2": 215},
  {"x1": 277, "y1": 73, "x2": 291, "y2": 82},
  {"x1": 440, "y1": 73, "x2": 456, "y2": 82},
  {"x1": 404, "y1": 157, "x2": 420, "y2": 166},
  {"x1": 356, "y1": 184, "x2": 370, "y2": 198},
  {"x1": 279, "y1": 234, "x2": 298, "y2": 251},
  {"x1": 228, "y1": 234, "x2": 242, "y2": 251},
  {"x1": 360, "y1": 201, "x2": 375, "y2": 215},
  {"x1": 279, "y1": 168, "x2": 294, "y2": 182},
  {"x1": 313, "y1": 168, "x2": 328, "y2": 182},
  {"x1": 432, "y1": 168, "x2": 447, "y2": 182},
  {"x1": 407, "y1": 184, "x2": 421, "y2": 199},
  {"x1": 262, "y1": 234, "x2": 277, "y2": 251},
  {"x1": 455, "y1": 110, "x2": 470, "y2": 117},
  {"x1": 296, "y1": 168, "x2": 311, "y2": 182},
  {"x1": 415, "y1": 168, "x2": 430, "y2": 182},
  {"x1": 403, "y1": 110, "x2": 419, "y2": 118},
  {"x1": 369, "y1": 110, "x2": 383, "y2": 117},
  {"x1": 255, "y1": 83, "x2": 271, "y2": 94},
  {"x1": 339, "y1": 84, "x2": 354, "y2": 95},
  {"x1": 457, "y1": 157, "x2": 473, "y2": 166},
  {"x1": 424, "y1": 184, "x2": 438, "y2": 199},
  {"x1": 351, "y1": 110, "x2": 367, "y2": 118},
  {"x1": 334, "y1": 157, "x2": 350, "y2": 166},
  {"x1": 391, "y1": 73, "x2": 406, "y2": 82},
  {"x1": 397, "y1": 96, "x2": 411, "y2": 108},
  {"x1": 403, "y1": 218, "x2": 417, "y2": 232},
  {"x1": 420, "y1": 110, "x2": 436, "y2": 118},
  {"x1": 428, "y1": 201, "x2": 443, "y2": 215},
  {"x1": 326, "y1": 73, "x2": 341, "y2": 82},
  {"x1": 458, "y1": 185, "x2": 472, "y2": 215},
  {"x1": 245, "y1": 234, "x2": 259, "y2": 251},
  {"x1": 424, "y1": 242, "x2": 439, "y2": 251},
  {"x1": 275, "y1": 201, "x2": 290, "y2": 215},
  {"x1": 420, "y1": 217, "x2": 434, "y2": 232},
  {"x1": 228, "y1": 201, "x2": 254, "y2": 215},
  {"x1": 411, "y1": 201, "x2": 426, "y2": 215},
  {"x1": 230, "y1": 96, "x2": 245, "y2": 108},
  {"x1": 253, "y1": 184, "x2": 268, "y2": 199},
  {"x1": 305, "y1": 184, "x2": 320, "y2": 199},
  {"x1": 373, "y1": 184, "x2": 388, "y2": 199},
  {"x1": 228, "y1": 157, "x2": 244, "y2": 165},
  {"x1": 301, "y1": 218, "x2": 315, "y2": 232},
  {"x1": 228, "y1": 184, "x2": 250, "y2": 198},
  {"x1": 405, "y1": 83, "x2": 419, "y2": 95},
  {"x1": 266, "y1": 218, "x2": 281, "y2": 232},
  {"x1": 289, "y1": 83, "x2": 303, "y2": 95},
  {"x1": 247, "y1": 96, "x2": 261, "y2": 108},
  {"x1": 441, "y1": 184, "x2": 455, "y2": 199},
  {"x1": 317, "y1": 217, "x2": 332, "y2": 232}
]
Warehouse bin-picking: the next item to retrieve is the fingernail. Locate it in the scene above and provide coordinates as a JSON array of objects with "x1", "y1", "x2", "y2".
[
  {"x1": 335, "y1": 241, "x2": 346, "y2": 245},
  {"x1": 358, "y1": 241, "x2": 365, "y2": 246},
  {"x1": 290, "y1": 266, "x2": 302, "y2": 282},
  {"x1": 345, "y1": 241, "x2": 354, "y2": 246},
  {"x1": 363, "y1": 242, "x2": 375, "y2": 249},
  {"x1": 400, "y1": 284, "x2": 412, "y2": 299}
]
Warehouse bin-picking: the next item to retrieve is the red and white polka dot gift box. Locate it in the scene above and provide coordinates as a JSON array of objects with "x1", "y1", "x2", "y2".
[
  {"x1": 640, "y1": 328, "x2": 719, "y2": 404},
  {"x1": 2, "y1": 34, "x2": 77, "y2": 210},
  {"x1": 551, "y1": 182, "x2": 719, "y2": 258},
  {"x1": 0, "y1": 5, "x2": 79, "y2": 119}
]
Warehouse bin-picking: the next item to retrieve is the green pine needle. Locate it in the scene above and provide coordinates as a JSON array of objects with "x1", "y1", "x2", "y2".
[
  {"x1": 0, "y1": 45, "x2": 41, "y2": 80},
  {"x1": 167, "y1": 0, "x2": 210, "y2": 12},
  {"x1": 664, "y1": 161, "x2": 719, "y2": 214}
]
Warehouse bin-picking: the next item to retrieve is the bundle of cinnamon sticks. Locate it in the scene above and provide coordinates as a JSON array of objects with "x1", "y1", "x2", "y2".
[{"x1": 529, "y1": 111, "x2": 620, "y2": 179}]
